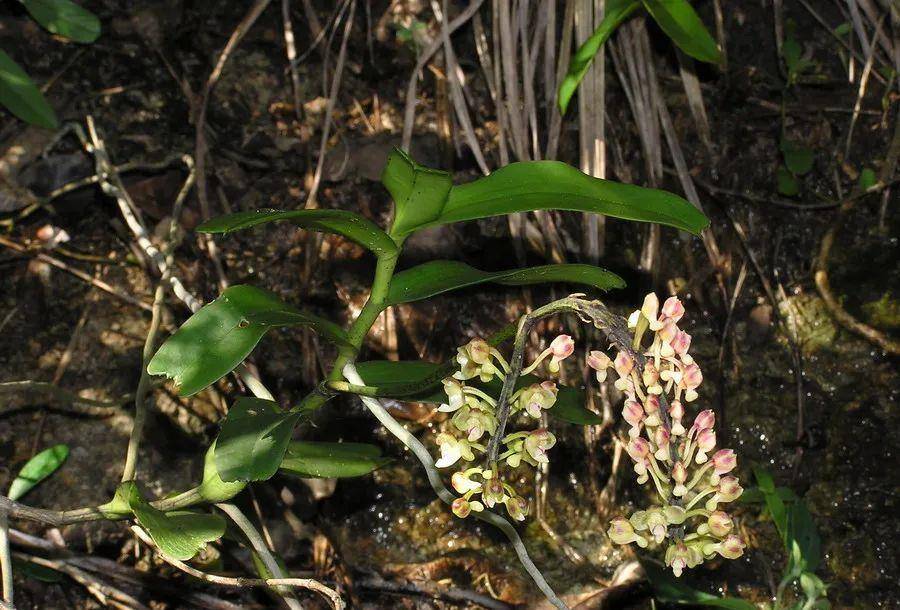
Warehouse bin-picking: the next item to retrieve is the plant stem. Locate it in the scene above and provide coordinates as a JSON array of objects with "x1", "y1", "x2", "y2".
[
  {"x1": 0, "y1": 513, "x2": 12, "y2": 607},
  {"x1": 342, "y1": 363, "x2": 568, "y2": 610}
]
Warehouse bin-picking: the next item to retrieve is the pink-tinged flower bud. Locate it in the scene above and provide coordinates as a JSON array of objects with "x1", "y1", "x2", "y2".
[
  {"x1": 643, "y1": 394, "x2": 660, "y2": 422},
  {"x1": 671, "y1": 330, "x2": 692, "y2": 356},
  {"x1": 614, "y1": 351, "x2": 634, "y2": 377},
  {"x1": 712, "y1": 449, "x2": 737, "y2": 475},
  {"x1": 468, "y1": 339, "x2": 491, "y2": 364},
  {"x1": 451, "y1": 498, "x2": 471, "y2": 518},
  {"x1": 707, "y1": 511, "x2": 734, "y2": 537},
  {"x1": 626, "y1": 437, "x2": 651, "y2": 461},
  {"x1": 668, "y1": 400, "x2": 686, "y2": 435},
  {"x1": 682, "y1": 364, "x2": 703, "y2": 388},
  {"x1": 665, "y1": 541, "x2": 702, "y2": 577},
  {"x1": 608, "y1": 517, "x2": 648, "y2": 547},
  {"x1": 524, "y1": 429, "x2": 556, "y2": 464},
  {"x1": 623, "y1": 399, "x2": 644, "y2": 436},
  {"x1": 695, "y1": 429, "x2": 717, "y2": 463},
  {"x1": 482, "y1": 477, "x2": 506, "y2": 508},
  {"x1": 661, "y1": 296, "x2": 685, "y2": 323},
  {"x1": 715, "y1": 535, "x2": 745, "y2": 559},
  {"x1": 693, "y1": 409, "x2": 715, "y2": 432},
  {"x1": 642, "y1": 361, "x2": 661, "y2": 391},
  {"x1": 717, "y1": 476, "x2": 743, "y2": 501},
  {"x1": 642, "y1": 293, "x2": 663, "y2": 330},
  {"x1": 550, "y1": 334, "x2": 575, "y2": 359},
  {"x1": 659, "y1": 320, "x2": 679, "y2": 344},
  {"x1": 587, "y1": 350, "x2": 611, "y2": 382},
  {"x1": 672, "y1": 461, "x2": 688, "y2": 496},
  {"x1": 653, "y1": 427, "x2": 671, "y2": 461},
  {"x1": 504, "y1": 495, "x2": 528, "y2": 522},
  {"x1": 644, "y1": 509, "x2": 668, "y2": 543}
]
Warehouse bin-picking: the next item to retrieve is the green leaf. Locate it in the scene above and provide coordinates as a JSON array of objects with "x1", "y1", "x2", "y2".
[
  {"x1": 148, "y1": 285, "x2": 348, "y2": 396},
  {"x1": 118, "y1": 481, "x2": 225, "y2": 561},
  {"x1": 22, "y1": 0, "x2": 101, "y2": 43},
  {"x1": 786, "y1": 492, "x2": 821, "y2": 574},
  {"x1": 355, "y1": 360, "x2": 597, "y2": 424},
  {"x1": 197, "y1": 208, "x2": 398, "y2": 257},
  {"x1": 197, "y1": 441, "x2": 247, "y2": 502},
  {"x1": 214, "y1": 398, "x2": 302, "y2": 482},
  {"x1": 858, "y1": 167, "x2": 877, "y2": 191},
  {"x1": 0, "y1": 49, "x2": 58, "y2": 129},
  {"x1": 642, "y1": 0, "x2": 722, "y2": 64},
  {"x1": 558, "y1": 0, "x2": 641, "y2": 113},
  {"x1": 7, "y1": 444, "x2": 69, "y2": 501},
  {"x1": 776, "y1": 166, "x2": 800, "y2": 196},
  {"x1": 780, "y1": 139, "x2": 814, "y2": 175},
  {"x1": 643, "y1": 561, "x2": 756, "y2": 609},
  {"x1": 381, "y1": 148, "x2": 453, "y2": 239},
  {"x1": 386, "y1": 260, "x2": 624, "y2": 306},
  {"x1": 413, "y1": 160, "x2": 709, "y2": 238},
  {"x1": 280, "y1": 442, "x2": 390, "y2": 478},
  {"x1": 753, "y1": 466, "x2": 789, "y2": 542}
]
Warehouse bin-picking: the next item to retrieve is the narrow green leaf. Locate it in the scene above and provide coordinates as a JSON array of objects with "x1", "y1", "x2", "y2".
[
  {"x1": 642, "y1": 0, "x2": 721, "y2": 64},
  {"x1": 118, "y1": 481, "x2": 225, "y2": 561},
  {"x1": 386, "y1": 260, "x2": 624, "y2": 306},
  {"x1": 214, "y1": 398, "x2": 302, "y2": 482},
  {"x1": 753, "y1": 466, "x2": 789, "y2": 543},
  {"x1": 197, "y1": 441, "x2": 247, "y2": 502},
  {"x1": 381, "y1": 148, "x2": 453, "y2": 239},
  {"x1": 558, "y1": 0, "x2": 641, "y2": 113},
  {"x1": 12, "y1": 557, "x2": 64, "y2": 583},
  {"x1": 8, "y1": 444, "x2": 69, "y2": 501},
  {"x1": 643, "y1": 561, "x2": 756, "y2": 609},
  {"x1": 405, "y1": 161, "x2": 709, "y2": 238},
  {"x1": 197, "y1": 208, "x2": 398, "y2": 257},
  {"x1": 776, "y1": 166, "x2": 800, "y2": 196},
  {"x1": 0, "y1": 50, "x2": 58, "y2": 129},
  {"x1": 780, "y1": 139, "x2": 814, "y2": 175},
  {"x1": 148, "y1": 285, "x2": 348, "y2": 396},
  {"x1": 22, "y1": 0, "x2": 101, "y2": 43},
  {"x1": 354, "y1": 360, "x2": 596, "y2": 424},
  {"x1": 280, "y1": 442, "x2": 390, "y2": 478}
]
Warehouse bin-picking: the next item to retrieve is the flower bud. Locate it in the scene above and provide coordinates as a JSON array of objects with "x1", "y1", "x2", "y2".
[
  {"x1": 717, "y1": 476, "x2": 743, "y2": 501},
  {"x1": 614, "y1": 351, "x2": 634, "y2": 378},
  {"x1": 669, "y1": 400, "x2": 686, "y2": 435},
  {"x1": 712, "y1": 449, "x2": 737, "y2": 475},
  {"x1": 665, "y1": 541, "x2": 702, "y2": 577},
  {"x1": 642, "y1": 361, "x2": 662, "y2": 394},
  {"x1": 467, "y1": 339, "x2": 491, "y2": 364},
  {"x1": 707, "y1": 511, "x2": 734, "y2": 538},
  {"x1": 661, "y1": 296, "x2": 685, "y2": 323},
  {"x1": 695, "y1": 429, "x2": 716, "y2": 463},
  {"x1": 653, "y1": 427, "x2": 670, "y2": 461},
  {"x1": 524, "y1": 429, "x2": 556, "y2": 463},
  {"x1": 626, "y1": 437, "x2": 651, "y2": 461},
  {"x1": 672, "y1": 330, "x2": 692, "y2": 357},
  {"x1": 643, "y1": 394, "x2": 661, "y2": 426},
  {"x1": 438, "y1": 378, "x2": 466, "y2": 412},
  {"x1": 659, "y1": 320, "x2": 679, "y2": 344},
  {"x1": 608, "y1": 517, "x2": 648, "y2": 548},
  {"x1": 642, "y1": 293, "x2": 663, "y2": 330},
  {"x1": 681, "y1": 364, "x2": 703, "y2": 402},
  {"x1": 715, "y1": 535, "x2": 745, "y2": 559},
  {"x1": 451, "y1": 498, "x2": 472, "y2": 518},
  {"x1": 550, "y1": 335, "x2": 575, "y2": 359},
  {"x1": 623, "y1": 399, "x2": 644, "y2": 437},
  {"x1": 504, "y1": 495, "x2": 528, "y2": 522},
  {"x1": 672, "y1": 461, "x2": 688, "y2": 496},
  {"x1": 482, "y1": 477, "x2": 506, "y2": 508},
  {"x1": 587, "y1": 350, "x2": 612, "y2": 383},
  {"x1": 692, "y1": 409, "x2": 715, "y2": 432}
]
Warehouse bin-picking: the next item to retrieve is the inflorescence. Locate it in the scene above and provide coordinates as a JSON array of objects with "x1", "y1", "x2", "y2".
[{"x1": 431, "y1": 293, "x2": 743, "y2": 577}]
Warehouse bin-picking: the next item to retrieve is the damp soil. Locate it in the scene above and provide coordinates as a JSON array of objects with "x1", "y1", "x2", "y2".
[{"x1": 1, "y1": 1, "x2": 898, "y2": 609}]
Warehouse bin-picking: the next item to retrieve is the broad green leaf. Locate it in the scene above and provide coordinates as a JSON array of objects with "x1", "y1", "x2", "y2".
[
  {"x1": 8, "y1": 444, "x2": 69, "y2": 501},
  {"x1": 780, "y1": 139, "x2": 814, "y2": 175},
  {"x1": 386, "y1": 260, "x2": 624, "y2": 306},
  {"x1": 148, "y1": 285, "x2": 347, "y2": 396},
  {"x1": 548, "y1": 392, "x2": 603, "y2": 425},
  {"x1": 642, "y1": 0, "x2": 721, "y2": 64},
  {"x1": 408, "y1": 161, "x2": 709, "y2": 238},
  {"x1": 785, "y1": 491, "x2": 821, "y2": 574},
  {"x1": 381, "y1": 148, "x2": 453, "y2": 239},
  {"x1": 118, "y1": 481, "x2": 225, "y2": 561},
  {"x1": 23, "y1": 0, "x2": 101, "y2": 43},
  {"x1": 776, "y1": 166, "x2": 800, "y2": 196},
  {"x1": 197, "y1": 441, "x2": 247, "y2": 502},
  {"x1": 197, "y1": 209, "x2": 397, "y2": 257},
  {"x1": 558, "y1": 0, "x2": 640, "y2": 113},
  {"x1": 280, "y1": 442, "x2": 389, "y2": 478},
  {"x1": 0, "y1": 50, "x2": 58, "y2": 129},
  {"x1": 643, "y1": 561, "x2": 756, "y2": 609},
  {"x1": 754, "y1": 466, "x2": 789, "y2": 542},
  {"x1": 214, "y1": 398, "x2": 302, "y2": 482}
]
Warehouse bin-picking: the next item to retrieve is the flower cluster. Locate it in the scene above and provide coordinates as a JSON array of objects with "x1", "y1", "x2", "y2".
[
  {"x1": 434, "y1": 336, "x2": 574, "y2": 522},
  {"x1": 594, "y1": 294, "x2": 745, "y2": 576}
]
